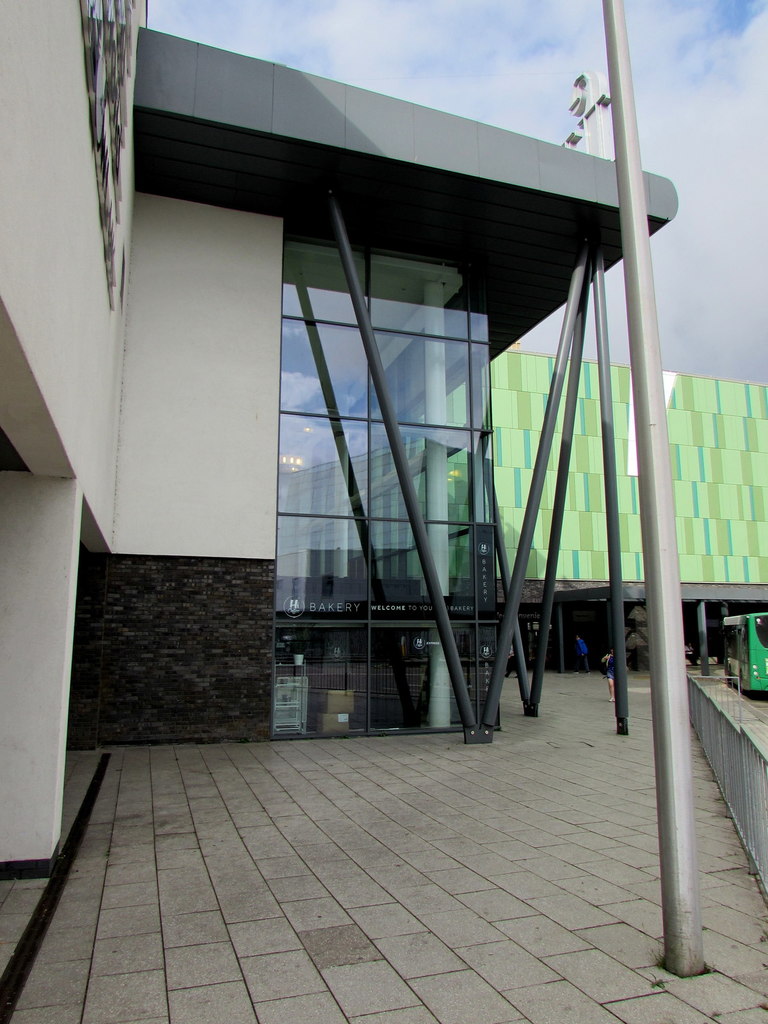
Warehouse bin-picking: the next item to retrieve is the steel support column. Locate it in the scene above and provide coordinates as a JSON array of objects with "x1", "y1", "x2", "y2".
[
  {"x1": 481, "y1": 243, "x2": 590, "y2": 730},
  {"x1": 593, "y1": 247, "x2": 629, "y2": 733},
  {"x1": 493, "y1": 492, "x2": 529, "y2": 704},
  {"x1": 529, "y1": 265, "x2": 590, "y2": 713},
  {"x1": 697, "y1": 601, "x2": 710, "y2": 676},
  {"x1": 328, "y1": 192, "x2": 486, "y2": 742}
]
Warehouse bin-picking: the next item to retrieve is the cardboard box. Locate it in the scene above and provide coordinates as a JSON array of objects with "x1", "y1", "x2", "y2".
[
  {"x1": 319, "y1": 712, "x2": 350, "y2": 734},
  {"x1": 324, "y1": 689, "x2": 355, "y2": 715}
]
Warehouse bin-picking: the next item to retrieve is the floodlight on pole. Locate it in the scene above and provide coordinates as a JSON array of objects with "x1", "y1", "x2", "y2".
[{"x1": 601, "y1": 0, "x2": 704, "y2": 977}]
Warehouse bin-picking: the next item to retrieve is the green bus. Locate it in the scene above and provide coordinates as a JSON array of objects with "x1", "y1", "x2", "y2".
[{"x1": 723, "y1": 613, "x2": 768, "y2": 697}]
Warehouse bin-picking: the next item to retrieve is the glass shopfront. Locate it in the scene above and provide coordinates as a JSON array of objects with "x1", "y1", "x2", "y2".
[{"x1": 274, "y1": 240, "x2": 494, "y2": 736}]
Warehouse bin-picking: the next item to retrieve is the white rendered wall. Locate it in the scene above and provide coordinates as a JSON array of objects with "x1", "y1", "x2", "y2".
[
  {"x1": 0, "y1": 474, "x2": 82, "y2": 866},
  {"x1": 114, "y1": 195, "x2": 283, "y2": 559},
  {"x1": 0, "y1": 2, "x2": 144, "y2": 546}
]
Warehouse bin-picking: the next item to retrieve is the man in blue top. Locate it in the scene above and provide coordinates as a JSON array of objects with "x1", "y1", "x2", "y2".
[{"x1": 574, "y1": 634, "x2": 590, "y2": 673}]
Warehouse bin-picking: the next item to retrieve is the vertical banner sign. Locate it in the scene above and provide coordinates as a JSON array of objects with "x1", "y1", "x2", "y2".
[{"x1": 476, "y1": 525, "x2": 495, "y2": 615}]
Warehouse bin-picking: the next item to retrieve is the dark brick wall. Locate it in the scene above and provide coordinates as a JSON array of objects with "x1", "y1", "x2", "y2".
[
  {"x1": 68, "y1": 553, "x2": 275, "y2": 747},
  {"x1": 67, "y1": 549, "x2": 109, "y2": 749}
]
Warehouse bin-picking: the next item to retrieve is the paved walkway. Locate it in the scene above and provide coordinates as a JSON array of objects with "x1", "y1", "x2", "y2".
[{"x1": 2, "y1": 672, "x2": 768, "y2": 1023}]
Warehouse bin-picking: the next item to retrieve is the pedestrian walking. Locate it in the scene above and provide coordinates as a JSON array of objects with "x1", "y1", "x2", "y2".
[
  {"x1": 574, "y1": 634, "x2": 590, "y2": 673},
  {"x1": 602, "y1": 648, "x2": 615, "y2": 701}
]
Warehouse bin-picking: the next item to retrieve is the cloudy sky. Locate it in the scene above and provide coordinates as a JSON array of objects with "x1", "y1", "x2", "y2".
[{"x1": 146, "y1": 1, "x2": 768, "y2": 384}]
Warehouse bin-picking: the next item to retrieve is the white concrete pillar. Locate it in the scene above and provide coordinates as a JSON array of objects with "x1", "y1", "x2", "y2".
[{"x1": 0, "y1": 473, "x2": 82, "y2": 875}]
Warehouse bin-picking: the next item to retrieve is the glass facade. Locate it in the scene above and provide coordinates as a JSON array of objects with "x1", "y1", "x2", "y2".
[{"x1": 274, "y1": 240, "x2": 494, "y2": 736}]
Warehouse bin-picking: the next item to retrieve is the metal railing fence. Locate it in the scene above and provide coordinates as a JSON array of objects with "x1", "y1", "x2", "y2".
[{"x1": 688, "y1": 673, "x2": 768, "y2": 893}]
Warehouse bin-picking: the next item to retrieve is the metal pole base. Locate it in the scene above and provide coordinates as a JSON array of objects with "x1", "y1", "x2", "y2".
[
  {"x1": 464, "y1": 725, "x2": 494, "y2": 744},
  {"x1": 523, "y1": 702, "x2": 539, "y2": 717},
  {"x1": 616, "y1": 717, "x2": 629, "y2": 736}
]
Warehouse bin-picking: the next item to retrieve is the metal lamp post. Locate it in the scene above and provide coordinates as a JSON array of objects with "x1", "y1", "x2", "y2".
[{"x1": 602, "y1": 0, "x2": 704, "y2": 977}]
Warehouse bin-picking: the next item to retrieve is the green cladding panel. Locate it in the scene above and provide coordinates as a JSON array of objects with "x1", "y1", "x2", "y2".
[{"x1": 491, "y1": 352, "x2": 768, "y2": 584}]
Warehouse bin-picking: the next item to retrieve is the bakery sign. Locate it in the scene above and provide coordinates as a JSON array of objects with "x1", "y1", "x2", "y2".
[{"x1": 79, "y1": 0, "x2": 134, "y2": 308}]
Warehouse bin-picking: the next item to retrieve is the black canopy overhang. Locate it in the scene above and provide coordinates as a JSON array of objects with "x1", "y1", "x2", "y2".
[{"x1": 133, "y1": 106, "x2": 672, "y2": 360}]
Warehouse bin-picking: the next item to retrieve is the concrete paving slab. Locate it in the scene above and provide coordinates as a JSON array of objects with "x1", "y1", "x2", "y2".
[
  {"x1": 409, "y1": 968, "x2": 521, "y2": 1023},
  {"x1": 373, "y1": 931, "x2": 466, "y2": 979},
  {"x1": 91, "y1": 932, "x2": 165, "y2": 976},
  {"x1": 280, "y1": 895, "x2": 353, "y2": 932},
  {"x1": 458, "y1": 938, "x2": 559, "y2": 990},
  {"x1": 542, "y1": 947, "x2": 654, "y2": 1002},
  {"x1": 254, "y1": 991, "x2": 349, "y2": 1024},
  {"x1": 161, "y1": 909, "x2": 229, "y2": 948},
  {"x1": 573, "y1": 921, "x2": 661, "y2": 969},
  {"x1": 348, "y1": 903, "x2": 426, "y2": 939},
  {"x1": 299, "y1": 922, "x2": 382, "y2": 969},
  {"x1": 701, "y1": 928, "x2": 768, "y2": 977},
  {"x1": 228, "y1": 916, "x2": 302, "y2": 957},
  {"x1": 607, "y1": 992, "x2": 713, "y2": 1023},
  {"x1": 5, "y1": 672, "x2": 768, "y2": 1024},
  {"x1": 506, "y1": 978, "x2": 627, "y2": 1023},
  {"x1": 15, "y1": 959, "x2": 90, "y2": 1011},
  {"x1": 167, "y1": 980, "x2": 256, "y2": 1024},
  {"x1": 240, "y1": 949, "x2": 325, "y2": 1002},
  {"x1": 81, "y1": 969, "x2": 167, "y2": 1023},
  {"x1": 11, "y1": 1006, "x2": 84, "y2": 1024},
  {"x1": 322, "y1": 960, "x2": 421, "y2": 1017},
  {"x1": 416, "y1": 908, "x2": 507, "y2": 947},
  {"x1": 525, "y1": 891, "x2": 618, "y2": 930},
  {"x1": 665, "y1": 972, "x2": 768, "y2": 1017},
  {"x1": 347, "y1": 1009, "x2": 441, "y2": 1024},
  {"x1": 165, "y1": 940, "x2": 241, "y2": 989},
  {"x1": 496, "y1": 912, "x2": 591, "y2": 957}
]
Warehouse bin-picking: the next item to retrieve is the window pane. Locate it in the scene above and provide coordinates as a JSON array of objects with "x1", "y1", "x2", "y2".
[
  {"x1": 276, "y1": 516, "x2": 367, "y2": 619},
  {"x1": 369, "y1": 625, "x2": 474, "y2": 729},
  {"x1": 370, "y1": 424, "x2": 471, "y2": 522},
  {"x1": 274, "y1": 625, "x2": 367, "y2": 735},
  {"x1": 472, "y1": 432, "x2": 493, "y2": 524},
  {"x1": 282, "y1": 241, "x2": 362, "y2": 325},
  {"x1": 280, "y1": 320, "x2": 368, "y2": 418},
  {"x1": 370, "y1": 254, "x2": 468, "y2": 338},
  {"x1": 369, "y1": 520, "x2": 473, "y2": 615},
  {"x1": 471, "y1": 344, "x2": 491, "y2": 430},
  {"x1": 279, "y1": 414, "x2": 367, "y2": 517},
  {"x1": 372, "y1": 334, "x2": 469, "y2": 427}
]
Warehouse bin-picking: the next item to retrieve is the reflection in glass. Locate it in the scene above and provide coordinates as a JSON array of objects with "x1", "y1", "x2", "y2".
[
  {"x1": 279, "y1": 414, "x2": 367, "y2": 517},
  {"x1": 469, "y1": 274, "x2": 488, "y2": 341},
  {"x1": 273, "y1": 625, "x2": 367, "y2": 735},
  {"x1": 471, "y1": 344, "x2": 491, "y2": 430},
  {"x1": 472, "y1": 432, "x2": 493, "y2": 524},
  {"x1": 369, "y1": 425, "x2": 471, "y2": 522},
  {"x1": 372, "y1": 333, "x2": 468, "y2": 427},
  {"x1": 282, "y1": 241, "x2": 363, "y2": 325},
  {"x1": 369, "y1": 626, "x2": 475, "y2": 730},
  {"x1": 369, "y1": 520, "x2": 472, "y2": 612},
  {"x1": 370, "y1": 254, "x2": 468, "y2": 338},
  {"x1": 276, "y1": 516, "x2": 367, "y2": 617},
  {"x1": 280, "y1": 320, "x2": 368, "y2": 418}
]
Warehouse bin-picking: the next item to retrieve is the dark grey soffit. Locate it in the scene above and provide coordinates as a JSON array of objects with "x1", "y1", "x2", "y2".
[
  {"x1": 0, "y1": 427, "x2": 28, "y2": 472},
  {"x1": 553, "y1": 584, "x2": 768, "y2": 604},
  {"x1": 133, "y1": 29, "x2": 678, "y2": 359}
]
